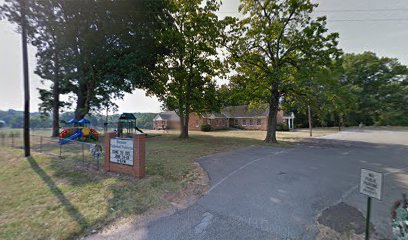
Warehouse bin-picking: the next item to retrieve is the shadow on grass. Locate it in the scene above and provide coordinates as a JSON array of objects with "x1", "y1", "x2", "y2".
[
  {"x1": 21, "y1": 132, "x2": 408, "y2": 239},
  {"x1": 27, "y1": 156, "x2": 89, "y2": 231}
]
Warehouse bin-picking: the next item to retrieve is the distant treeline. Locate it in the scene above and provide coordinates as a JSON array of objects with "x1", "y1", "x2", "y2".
[{"x1": 0, "y1": 110, "x2": 157, "y2": 130}]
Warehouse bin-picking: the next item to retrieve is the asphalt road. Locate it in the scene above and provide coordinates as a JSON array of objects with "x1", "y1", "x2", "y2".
[{"x1": 90, "y1": 128, "x2": 408, "y2": 240}]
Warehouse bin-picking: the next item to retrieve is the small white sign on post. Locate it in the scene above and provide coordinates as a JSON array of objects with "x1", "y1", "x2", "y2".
[
  {"x1": 110, "y1": 138, "x2": 134, "y2": 166},
  {"x1": 360, "y1": 169, "x2": 383, "y2": 200}
]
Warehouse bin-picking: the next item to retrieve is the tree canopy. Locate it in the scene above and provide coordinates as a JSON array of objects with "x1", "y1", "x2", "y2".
[
  {"x1": 341, "y1": 52, "x2": 408, "y2": 126},
  {"x1": 151, "y1": 0, "x2": 225, "y2": 138},
  {"x1": 1, "y1": 0, "x2": 172, "y2": 122},
  {"x1": 2, "y1": 0, "x2": 408, "y2": 139},
  {"x1": 275, "y1": 52, "x2": 408, "y2": 128},
  {"x1": 226, "y1": 0, "x2": 341, "y2": 143},
  {"x1": 0, "y1": 109, "x2": 157, "y2": 130}
]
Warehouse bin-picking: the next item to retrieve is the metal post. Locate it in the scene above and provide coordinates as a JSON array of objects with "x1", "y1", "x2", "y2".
[
  {"x1": 82, "y1": 143, "x2": 85, "y2": 164},
  {"x1": 40, "y1": 136, "x2": 43, "y2": 153},
  {"x1": 11, "y1": 133, "x2": 14, "y2": 147},
  {"x1": 308, "y1": 105, "x2": 312, "y2": 137},
  {"x1": 96, "y1": 155, "x2": 100, "y2": 171},
  {"x1": 365, "y1": 197, "x2": 372, "y2": 240}
]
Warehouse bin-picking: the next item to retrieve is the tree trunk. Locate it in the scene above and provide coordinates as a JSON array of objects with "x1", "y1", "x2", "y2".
[
  {"x1": 308, "y1": 105, "x2": 312, "y2": 137},
  {"x1": 180, "y1": 111, "x2": 189, "y2": 138},
  {"x1": 74, "y1": 84, "x2": 88, "y2": 120},
  {"x1": 21, "y1": 0, "x2": 30, "y2": 157},
  {"x1": 264, "y1": 91, "x2": 279, "y2": 144},
  {"x1": 179, "y1": 78, "x2": 191, "y2": 139},
  {"x1": 75, "y1": 101, "x2": 86, "y2": 120},
  {"x1": 179, "y1": 110, "x2": 185, "y2": 136},
  {"x1": 51, "y1": 56, "x2": 60, "y2": 137},
  {"x1": 104, "y1": 105, "x2": 109, "y2": 133},
  {"x1": 179, "y1": 103, "x2": 190, "y2": 138},
  {"x1": 338, "y1": 114, "x2": 342, "y2": 131},
  {"x1": 177, "y1": 100, "x2": 186, "y2": 138},
  {"x1": 180, "y1": 124, "x2": 189, "y2": 138},
  {"x1": 74, "y1": 65, "x2": 96, "y2": 120}
]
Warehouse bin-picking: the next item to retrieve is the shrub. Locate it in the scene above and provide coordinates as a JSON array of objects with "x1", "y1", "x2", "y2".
[
  {"x1": 276, "y1": 123, "x2": 289, "y2": 131},
  {"x1": 201, "y1": 124, "x2": 211, "y2": 132}
]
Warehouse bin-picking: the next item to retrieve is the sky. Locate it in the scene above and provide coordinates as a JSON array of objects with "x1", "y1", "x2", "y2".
[{"x1": 1, "y1": 0, "x2": 407, "y2": 113}]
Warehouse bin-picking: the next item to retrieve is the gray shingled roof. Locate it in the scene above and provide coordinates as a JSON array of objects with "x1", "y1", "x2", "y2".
[
  {"x1": 155, "y1": 106, "x2": 294, "y2": 121},
  {"x1": 119, "y1": 113, "x2": 136, "y2": 120},
  {"x1": 202, "y1": 113, "x2": 228, "y2": 118},
  {"x1": 222, "y1": 104, "x2": 269, "y2": 118},
  {"x1": 155, "y1": 111, "x2": 180, "y2": 121}
]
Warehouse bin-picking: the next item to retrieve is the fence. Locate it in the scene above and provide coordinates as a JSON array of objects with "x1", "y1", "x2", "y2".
[{"x1": 0, "y1": 132, "x2": 104, "y2": 171}]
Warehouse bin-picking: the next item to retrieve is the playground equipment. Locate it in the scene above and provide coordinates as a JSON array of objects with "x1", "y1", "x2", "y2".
[
  {"x1": 59, "y1": 118, "x2": 99, "y2": 145},
  {"x1": 115, "y1": 113, "x2": 144, "y2": 138},
  {"x1": 104, "y1": 113, "x2": 146, "y2": 178}
]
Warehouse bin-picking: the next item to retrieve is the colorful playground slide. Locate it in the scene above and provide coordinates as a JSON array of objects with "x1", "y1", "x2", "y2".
[
  {"x1": 59, "y1": 118, "x2": 99, "y2": 145},
  {"x1": 59, "y1": 129, "x2": 83, "y2": 145}
]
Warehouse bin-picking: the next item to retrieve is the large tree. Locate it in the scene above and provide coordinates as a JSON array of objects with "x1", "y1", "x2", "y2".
[
  {"x1": 281, "y1": 52, "x2": 408, "y2": 128},
  {"x1": 57, "y1": 0, "x2": 171, "y2": 120},
  {"x1": 31, "y1": 0, "x2": 71, "y2": 137},
  {"x1": 341, "y1": 52, "x2": 408, "y2": 126},
  {"x1": 282, "y1": 61, "x2": 355, "y2": 131},
  {"x1": 151, "y1": 0, "x2": 225, "y2": 138},
  {"x1": 227, "y1": 0, "x2": 341, "y2": 143},
  {"x1": 2, "y1": 0, "x2": 172, "y2": 124},
  {"x1": 2, "y1": 0, "x2": 72, "y2": 137}
]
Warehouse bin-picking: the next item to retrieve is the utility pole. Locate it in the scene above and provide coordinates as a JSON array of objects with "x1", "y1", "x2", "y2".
[
  {"x1": 104, "y1": 104, "x2": 109, "y2": 134},
  {"x1": 105, "y1": 105, "x2": 109, "y2": 124},
  {"x1": 21, "y1": 0, "x2": 30, "y2": 157},
  {"x1": 308, "y1": 105, "x2": 312, "y2": 137},
  {"x1": 52, "y1": 53, "x2": 60, "y2": 137}
]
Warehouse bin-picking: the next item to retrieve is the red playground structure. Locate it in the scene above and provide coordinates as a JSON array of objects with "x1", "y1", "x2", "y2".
[{"x1": 59, "y1": 118, "x2": 99, "y2": 145}]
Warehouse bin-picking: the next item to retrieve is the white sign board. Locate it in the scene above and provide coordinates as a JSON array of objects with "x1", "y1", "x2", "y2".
[
  {"x1": 360, "y1": 169, "x2": 383, "y2": 200},
  {"x1": 110, "y1": 138, "x2": 134, "y2": 166}
]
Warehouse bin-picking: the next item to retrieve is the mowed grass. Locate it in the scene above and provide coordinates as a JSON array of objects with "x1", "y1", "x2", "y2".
[
  {"x1": 146, "y1": 127, "x2": 339, "y2": 142},
  {"x1": 0, "y1": 148, "x2": 167, "y2": 240},
  {"x1": 0, "y1": 128, "x2": 336, "y2": 240}
]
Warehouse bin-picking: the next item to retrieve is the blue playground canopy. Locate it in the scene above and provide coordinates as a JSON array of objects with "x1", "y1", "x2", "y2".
[
  {"x1": 67, "y1": 119, "x2": 77, "y2": 124},
  {"x1": 78, "y1": 118, "x2": 91, "y2": 124}
]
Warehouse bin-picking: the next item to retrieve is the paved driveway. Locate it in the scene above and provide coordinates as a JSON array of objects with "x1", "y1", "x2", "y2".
[{"x1": 90, "y1": 129, "x2": 408, "y2": 240}]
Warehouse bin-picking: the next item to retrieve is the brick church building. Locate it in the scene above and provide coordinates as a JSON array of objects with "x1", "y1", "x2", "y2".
[{"x1": 153, "y1": 105, "x2": 295, "y2": 131}]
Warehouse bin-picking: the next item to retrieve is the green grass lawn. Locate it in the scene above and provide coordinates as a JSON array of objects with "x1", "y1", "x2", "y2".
[{"x1": 0, "y1": 128, "x2": 336, "y2": 240}]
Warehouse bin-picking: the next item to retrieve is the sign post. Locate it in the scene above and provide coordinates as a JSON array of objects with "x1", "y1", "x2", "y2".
[
  {"x1": 365, "y1": 196, "x2": 371, "y2": 240},
  {"x1": 360, "y1": 169, "x2": 383, "y2": 240}
]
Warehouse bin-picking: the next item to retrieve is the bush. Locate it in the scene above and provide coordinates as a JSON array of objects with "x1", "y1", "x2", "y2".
[
  {"x1": 201, "y1": 124, "x2": 211, "y2": 132},
  {"x1": 276, "y1": 123, "x2": 289, "y2": 131}
]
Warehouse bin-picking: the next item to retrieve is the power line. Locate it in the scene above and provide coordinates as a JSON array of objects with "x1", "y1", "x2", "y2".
[
  {"x1": 315, "y1": 8, "x2": 408, "y2": 13},
  {"x1": 329, "y1": 18, "x2": 408, "y2": 22},
  {"x1": 217, "y1": 8, "x2": 408, "y2": 14},
  {"x1": 217, "y1": 10, "x2": 408, "y2": 23}
]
